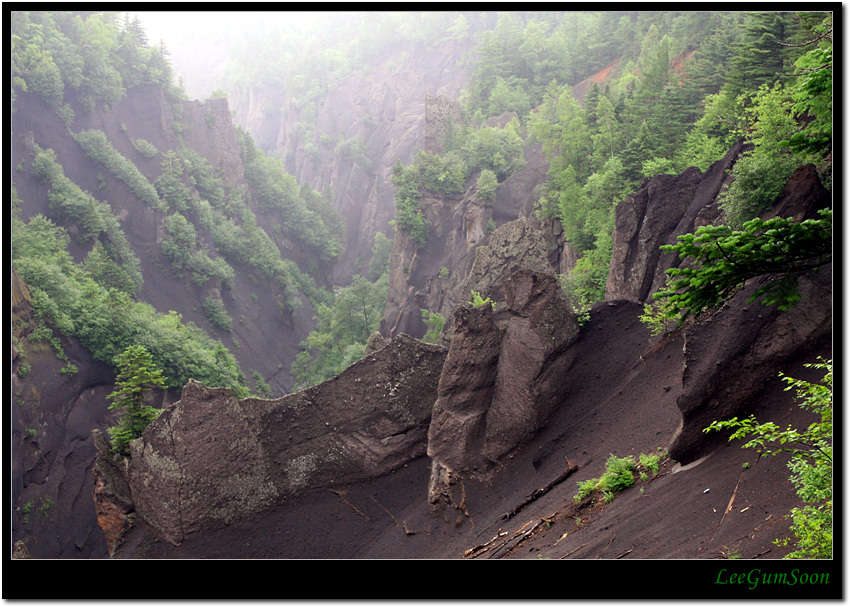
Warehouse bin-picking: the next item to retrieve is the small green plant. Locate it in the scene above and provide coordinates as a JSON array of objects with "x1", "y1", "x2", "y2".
[
  {"x1": 638, "y1": 452, "x2": 662, "y2": 475},
  {"x1": 203, "y1": 295, "x2": 233, "y2": 331},
  {"x1": 251, "y1": 370, "x2": 273, "y2": 399},
  {"x1": 21, "y1": 501, "x2": 32, "y2": 524},
  {"x1": 37, "y1": 497, "x2": 54, "y2": 517},
  {"x1": 575, "y1": 455, "x2": 637, "y2": 503},
  {"x1": 638, "y1": 302, "x2": 670, "y2": 338},
  {"x1": 575, "y1": 450, "x2": 666, "y2": 504},
  {"x1": 132, "y1": 138, "x2": 158, "y2": 159},
  {"x1": 421, "y1": 309, "x2": 446, "y2": 343},
  {"x1": 17, "y1": 361, "x2": 31, "y2": 378},
  {"x1": 437, "y1": 266, "x2": 450, "y2": 279},
  {"x1": 59, "y1": 362, "x2": 78, "y2": 376},
  {"x1": 470, "y1": 290, "x2": 493, "y2": 307}
]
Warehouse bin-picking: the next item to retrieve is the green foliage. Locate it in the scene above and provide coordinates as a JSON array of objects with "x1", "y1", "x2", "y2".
[
  {"x1": 161, "y1": 213, "x2": 197, "y2": 268},
  {"x1": 29, "y1": 147, "x2": 143, "y2": 292},
  {"x1": 575, "y1": 455, "x2": 637, "y2": 504},
  {"x1": 336, "y1": 134, "x2": 371, "y2": 169},
  {"x1": 390, "y1": 121, "x2": 526, "y2": 248},
  {"x1": 575, "y1": 451, "x2": 665, "y2": 504},
  {"x1": 237, "y1": 128, "x2": 343, "y2": 262},
  {"x1": 13, "y1": 212, "x2": 249, "y2": 396},
  {"x1": 719, "y1": 149, "x2": 800, "y2": 228},
  {"x1": 638, "y1": 302, "x2": 672, "y2": 338},
  {"x1": 704, "y1": 359, "x2": 832, "y2": 559},
  {"x1": 559, "y1": 232, "x2": 612, "y2": 313},
  {"x1": 291, "y1": 273, "x2": 388, "y2": 390},
  {"x1": 653, "y1": 210, "x2": 831, "y2": 324},
  {"x1": 203, "y1": 295, "x2": 233, "y2": 332},
  {"x1": 132, "y1": 138, "x2": 158, "y2": 159},
  {"x1": 469, "y1": 290, "x2": 493, "y2": 307},
  {"x1": 74, "y1": 129, "x2": 162, "y2": 210},
  {"x1": 368, "y1": 232, "x2": 393, "y2": 281},
  {"x1": 11, "y1": 11, "x2": 174, "y2": 111},
  {"x1": 391, "y1": 160, "x2": 430, "y2": 249},
  {"x1": 421, "y1": 309, "x2": 446, "y2": 343},
  {"x1": 106, "y1": 345, "x2": 165, "y2": 455},
  {"x1": 476, "y1": 169, "x2": 499, "y2": 201}
]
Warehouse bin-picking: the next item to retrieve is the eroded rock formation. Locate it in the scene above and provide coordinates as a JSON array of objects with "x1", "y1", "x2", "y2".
[
  {"x1": 426, "y1": 219, "x2": 580, "y2": 511},
  {"x1": 667, "y1": 165, "x2": 833, "y2": 463},
  {"x1": 606, "y1": 140, "x2": 747, "y2": 303},
  {"x1": 106, "y1": 333, "x2": 446, "y2": 547}
]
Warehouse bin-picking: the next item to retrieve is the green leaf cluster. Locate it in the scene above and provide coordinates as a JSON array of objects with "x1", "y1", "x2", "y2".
[
  {"x1": 291, "y1": 272, "x2": 389, "y2": 391},
  {"x1": 653, "y1": 210, "x2": 831, "y2": 324},
  {"x1": 704, "y1": 359, "x2": 832, "y2": 558},
  {"x1": 11, "y1": 11, "x2": 174, "y2": 112},
  {"x1": 574, "y1": 450, "x2": 666, "y2": 504},
  {"x1": 13, "y1": 209, "x2": 248, "y2": 397}
]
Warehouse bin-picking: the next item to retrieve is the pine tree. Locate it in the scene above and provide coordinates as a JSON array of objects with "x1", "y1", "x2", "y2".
[
  {"x1": 727, "y1": 11, "x2": 799, "y2": 96},
  {"x1": 106, "y1": 345, "x2": 165, "y2": 456}
]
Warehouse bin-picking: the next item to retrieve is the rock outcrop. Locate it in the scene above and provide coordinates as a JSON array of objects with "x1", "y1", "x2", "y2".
[
  {"x1": 667, "y1": 165, "x2": 833, "y2": 463},
  {"x1": 606, "y1": 140, "x2": 747, "y2": 303},
  {"x1": 426, "y1": 218, "x2": 580, "y2": 511},
  {"x1": 108, "y1": 334, "x2": 446, "y2": 547},
  {"x1": 605, "y1": 152, "x2": 832, "y2": 464},
  {"x1": 380, "y1": 152, "x2": 553, "y2": 342},
  {"x1": 263, "y1": 39, "x2": 475, "y2": 285}
]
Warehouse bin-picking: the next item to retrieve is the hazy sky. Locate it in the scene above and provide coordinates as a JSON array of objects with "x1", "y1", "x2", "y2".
[{"x1": 132, "y1": 11, "x2": 336, "y2": 99}]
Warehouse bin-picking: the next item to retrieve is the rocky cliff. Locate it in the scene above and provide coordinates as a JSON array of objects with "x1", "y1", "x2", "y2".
[
  {"x1": 101, "y1": 333, "x2": 446, "y2": 551},
  {"x1": 10, "y1": 81, "x2": 336, "y2": 559},
  {"x1": 90, "y1": 144, "x2": 829, "y2": 561},
  {"x1": 379, "y1": 147, "x2": 555, "y2": 341},
  {"x1": 232, "y1": 39, "x2": 475, "y2": 285}
]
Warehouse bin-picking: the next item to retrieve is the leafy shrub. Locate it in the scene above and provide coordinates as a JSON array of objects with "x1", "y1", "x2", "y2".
[
  {"x1": 132, "y1": 138, "x2": 158, "y2": 159},
  {"x1": 203, "y1": 294, "x2": 233, "y2": 332},
  {"x1": 575, "y1": 455, "x2": 637, "y2": 503},
  {"x1": 476, "y1": 168, "x2": 498, "y2": 201},
  {"x1": 718, "y1": 149, "x2": 799, "y2": 228},
  {"x1": 421, "y1": 309, "x2": 446, "y2": 343},
  {"x1": 161, "y1": 213, "x2": 197, "y2": 268},
  {"x1": 575, "y1": 451, "x2": 665, "y2": 504},
  {"x1": 705, "y1": 359, "x2": 832, "y2": 559},
  {"x1": 470, "y1": 290, "x2": 493, "y2": 307},
  {"x1": 107, "y1": 345, "x2": 165, "y2": 455},
  {"x1": 73, "y1": 129, "x2": 162, "y2": 210}
]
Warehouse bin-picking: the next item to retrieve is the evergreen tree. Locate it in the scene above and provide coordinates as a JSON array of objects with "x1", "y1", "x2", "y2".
[
  {"x1": 727, "y1": 11, "x2": 800, "y2": 96},
  {"x1": 106, "y1": 345, "x2": 166, "y2": 456}
]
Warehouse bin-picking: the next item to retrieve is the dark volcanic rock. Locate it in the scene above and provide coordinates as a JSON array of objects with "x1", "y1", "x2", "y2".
[
  {"x1": 606, "y1": 140, "x2": 747, "y2": 303},
  {"x1": 669, "y1": 262, "x2": 832, "y2": 464},
  {"x1": 428, "y1": 268, "x2": 579, "y2": 508},
  {"x1": 668, "y1": 166, "x2": 833, "y2": 463},
  {"x1": 121, "y1": 334, "x2": 447, "y2": 547}
]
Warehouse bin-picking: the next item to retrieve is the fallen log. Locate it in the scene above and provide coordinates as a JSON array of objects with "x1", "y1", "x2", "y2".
[{"x1": 501, "y1": 464, "x2": 579, "y2": 521}]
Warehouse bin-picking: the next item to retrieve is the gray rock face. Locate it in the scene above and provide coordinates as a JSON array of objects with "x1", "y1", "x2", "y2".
[
  {"x1": 667, "y1": 166, "x2": 833, "y2": 463},
  {"x1": 606, "y1": 140, "x2": 746, "y2": 303},
  {"x1": 261, "y1": 40, "x2": 474, "y2": 285},
  {"x1": 427, "y1": 246, "x2": 579, "y2": 508},
  {"x1": 124, "y1": 334, "x2": 447, "y2": 546}
]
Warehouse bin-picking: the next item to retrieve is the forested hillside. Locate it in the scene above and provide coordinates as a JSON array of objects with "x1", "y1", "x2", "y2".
[
  {"x1": 9, "y1": 10, "x2": 832, "y2": 566},
  {"x1": 210, "y1": 10, "x2": 832, "y2": 385}
]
